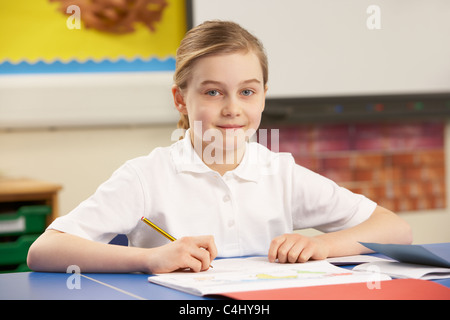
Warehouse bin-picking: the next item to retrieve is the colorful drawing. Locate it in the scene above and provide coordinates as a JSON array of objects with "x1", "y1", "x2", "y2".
[
  {"x1": 191, "y1": 268, "x2": 352, "y2": 284},
  {"x1": 50, "y1": 0, "x2": 168, "y2": 34}
]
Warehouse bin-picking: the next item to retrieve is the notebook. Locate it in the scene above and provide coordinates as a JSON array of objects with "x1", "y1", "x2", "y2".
[{"x1": 148, "y1": 256, "x2": 390, "y2": 296}]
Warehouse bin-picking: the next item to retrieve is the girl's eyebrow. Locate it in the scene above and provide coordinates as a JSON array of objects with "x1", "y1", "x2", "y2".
[{"x1": 199, "y1": 79, "x2": 262, "y2": 87}]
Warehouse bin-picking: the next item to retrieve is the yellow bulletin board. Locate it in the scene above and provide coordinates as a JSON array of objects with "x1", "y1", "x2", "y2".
[{"x1": 0, "y1": 0, "x2": 187, "y2": 73}]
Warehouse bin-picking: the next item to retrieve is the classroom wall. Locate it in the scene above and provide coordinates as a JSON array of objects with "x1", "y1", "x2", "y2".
[{"x1": 1, "y1": 122, "x2": 449, "y2": 244}]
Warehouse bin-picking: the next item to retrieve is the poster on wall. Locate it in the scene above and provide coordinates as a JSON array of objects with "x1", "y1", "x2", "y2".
[
  {"x1": 0, "y1": 0, "x2": 187, "y2": 128},
  {"x1": 0, "y1": 0, "x2": 186, "y2": 74}
]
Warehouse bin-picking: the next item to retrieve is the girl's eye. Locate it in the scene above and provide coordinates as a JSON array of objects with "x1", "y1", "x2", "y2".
[
  {"x1": 206, "y1": 90, "x2": 220, "y2": 96},
  {"x1": 241, "y1": 89, "x2": 254, "y2": 97}
]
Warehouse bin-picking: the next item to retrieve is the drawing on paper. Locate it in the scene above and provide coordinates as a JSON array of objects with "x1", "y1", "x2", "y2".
[{"x1": 189, "y1": 267, "x2": 353, "y2": 286}]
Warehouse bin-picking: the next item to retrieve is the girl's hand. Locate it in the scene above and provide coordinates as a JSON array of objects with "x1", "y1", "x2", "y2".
[
  {"x1": 268, "y1": 233, "x2": 330, "y2": 263},
  {"x1": 143, "y1": 235, "x2": 217, "y2": 274}
]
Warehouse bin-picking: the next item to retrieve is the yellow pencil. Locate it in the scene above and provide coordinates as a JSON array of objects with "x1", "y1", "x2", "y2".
[
  {"x1": 141, "y1": 216, "x2": 177, "y2": 241},
  {"x1": 141, "y1": 217, "x2": 177, "y2": 241},
  {"x1": 140, "y1": 216, "x2": 213, "y2": 268}
]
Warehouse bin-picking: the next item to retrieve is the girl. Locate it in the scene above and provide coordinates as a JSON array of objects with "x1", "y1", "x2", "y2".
[{"x1": 27, "y1": 21, "x2": 412, "y2": 274}]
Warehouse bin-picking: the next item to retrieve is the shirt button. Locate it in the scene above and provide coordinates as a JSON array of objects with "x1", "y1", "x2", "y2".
[
  {"x1": 223, "y1": 194, "x2": 231, "y2": 202},
  {"x1": 228, "y1": 220, "x2": 235, "y2": 227}
]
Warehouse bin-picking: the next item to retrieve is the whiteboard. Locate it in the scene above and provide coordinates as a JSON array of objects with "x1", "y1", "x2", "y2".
[{"x1": 192, "y1": 0, "x2": 450, "y2": 98}]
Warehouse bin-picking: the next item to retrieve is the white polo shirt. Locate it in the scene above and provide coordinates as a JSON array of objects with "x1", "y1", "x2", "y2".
[{"x1": 48, "y1": 131, "x2": 377, "y2": 257}]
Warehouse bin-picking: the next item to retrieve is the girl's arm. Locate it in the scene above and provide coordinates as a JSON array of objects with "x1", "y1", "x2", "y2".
[
  {"x1": 27, "y1": 229, "x2": 217, "y2": 273},
  {"x1": 268, "y1": 205, "x2": 412, "y2": 263}
]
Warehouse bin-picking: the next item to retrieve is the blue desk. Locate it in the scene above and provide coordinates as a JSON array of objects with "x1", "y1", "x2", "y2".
[
  {"x1": 1, "y1": 244, "x2": 449, "y2": 300},
  {"x1": 0, "y1": 272, "x2": 212, "y2": 300}
]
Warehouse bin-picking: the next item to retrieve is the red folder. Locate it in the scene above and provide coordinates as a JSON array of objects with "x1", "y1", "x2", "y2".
[{"x1": 221, "y1": 279, "x2": 450, "y2": 300}]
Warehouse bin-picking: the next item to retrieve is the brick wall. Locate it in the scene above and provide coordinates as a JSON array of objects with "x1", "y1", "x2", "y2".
[{"x1": 266, "y1": 121, "x2": 446, "y2": 212}]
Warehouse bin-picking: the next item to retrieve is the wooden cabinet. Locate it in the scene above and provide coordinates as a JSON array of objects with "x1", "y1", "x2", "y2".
[
  {"x1": 0, "y1": 178, "x2": 62, "y2": 225},
  {"x1": 0, "y1": 178, "x2": 62, "y2": 272}
]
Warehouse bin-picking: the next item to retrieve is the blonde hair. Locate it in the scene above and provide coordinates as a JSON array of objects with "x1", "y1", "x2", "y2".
[{"x1": 174, "y1": 20, "x2": 269, "y2": 130}]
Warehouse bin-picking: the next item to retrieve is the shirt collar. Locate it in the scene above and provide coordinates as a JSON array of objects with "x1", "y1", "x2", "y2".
[
  {"x1": 171, "y1": 129, "x2": 260, "y2": 183},
  {"x1": 231, "y1": 144, "x2": 260, "y2": 183},
  {"x1": 171, "y1": 129, "x2": 211, "y2": 174}
]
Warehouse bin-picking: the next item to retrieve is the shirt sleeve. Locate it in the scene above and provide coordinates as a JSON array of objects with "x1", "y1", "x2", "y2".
[
  {"x1": 47, "y1": 162, "x2": 146, "y2": 244},
  {"x1": 290, "y1": 160, "x2": 377, "y2": 233}
]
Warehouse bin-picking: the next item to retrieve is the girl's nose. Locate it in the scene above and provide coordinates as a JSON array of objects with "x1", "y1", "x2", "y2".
[{"x1": 222, "y1": 98, "x2": 241, "y2": 117}]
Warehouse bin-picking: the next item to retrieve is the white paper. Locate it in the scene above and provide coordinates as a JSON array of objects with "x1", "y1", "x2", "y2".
[
  {"x1": 326, "y1": 254, "x2": 391, "y2": 266},
  {"x1": 148, "y1": 257, "x2": 391, "y2": 296},
  {"x1": 353, "y1": 261, "x2": 450, "y2": 280}
]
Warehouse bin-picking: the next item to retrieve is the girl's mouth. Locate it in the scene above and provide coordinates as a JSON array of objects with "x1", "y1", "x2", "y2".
[{"x1": 216, "y1": 125, "x2": 245, "y2": 130}]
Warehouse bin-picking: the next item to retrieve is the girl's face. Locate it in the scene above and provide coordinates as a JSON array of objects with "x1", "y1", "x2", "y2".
[{"x1": 173, "y1": 51, "x2": 267, "y2": 158}]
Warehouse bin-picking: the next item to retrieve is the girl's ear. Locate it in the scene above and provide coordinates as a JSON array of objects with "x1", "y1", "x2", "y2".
[
  {"x1": 172, "y1": 85, "x2": 188, "y2": 115},
  {"x1": 261, "y1": 85, "x2": 269, "y2": 112}
]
